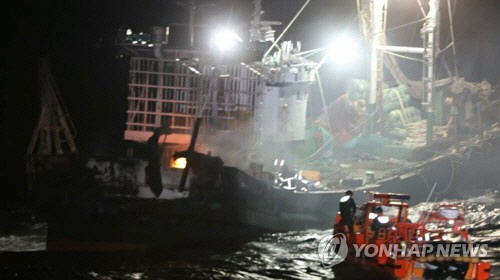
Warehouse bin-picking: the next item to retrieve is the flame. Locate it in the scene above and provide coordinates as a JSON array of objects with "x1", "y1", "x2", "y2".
[{"x1": 171, "y1": 157, "x2": 187, "y2": 169}]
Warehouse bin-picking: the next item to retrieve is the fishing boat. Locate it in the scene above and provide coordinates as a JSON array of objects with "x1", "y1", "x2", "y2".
[{"x1": 25, "y1": 0, "x2": 500, "y2": 250}]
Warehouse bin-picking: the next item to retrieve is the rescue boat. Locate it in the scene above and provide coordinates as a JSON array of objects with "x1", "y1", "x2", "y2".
[
  {"x1": 414, "y1": 203, "x2": 491, "y2": 279},
  {"x1": 333, "y1": 192, "x2": 491, "y2": 279}
]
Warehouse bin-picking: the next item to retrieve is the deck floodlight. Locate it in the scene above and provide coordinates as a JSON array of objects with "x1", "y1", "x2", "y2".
[
  {"x1": 213, "y1": 30, "x2": 242, "y2": 51},
  {"x1": 329, "y1": 36, "x2": 359, "y2": 65}
]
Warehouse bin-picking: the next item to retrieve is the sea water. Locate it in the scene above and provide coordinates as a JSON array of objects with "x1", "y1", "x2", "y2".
[{"x1": 1, "y1": 194, "x2": 499, "y2": 279}]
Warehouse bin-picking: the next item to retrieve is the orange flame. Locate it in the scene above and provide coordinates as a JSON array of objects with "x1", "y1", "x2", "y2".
[{"x1": 171, "y1": 157, "x2": 187, "y2": 169}]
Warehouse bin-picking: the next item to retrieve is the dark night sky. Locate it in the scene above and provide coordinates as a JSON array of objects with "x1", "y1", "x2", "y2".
[{"x1": 2, "y1": 0, "x2": 500, "y2": 203}]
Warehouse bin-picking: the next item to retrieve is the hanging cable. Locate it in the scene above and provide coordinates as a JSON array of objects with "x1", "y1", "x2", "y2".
[
  {"x1": 439, "y1": 52, "x2": 453, "y2": 78},
  {"x1": 384, "y1": 51, "x2": 424, "y2": 63},
  {"x1": 382, "y1": 0, "x2": 388, "y2": 35},
  {"x1": 297, "y1": 108, "x2": 379, "y2": 165},
  {"x1": 315, "y1": 71, "x2": 333, "y2": 134},
  {"x1": 295, "y1": 47, "x2": 325, "y2": 57},
  {"x1": 436, "y1": 155, "x2": 455, "y2": 195},
  {"x1": 384, "y1": 17, "x2": 426, "y2": 34},
  {"x1": 416, "y1": 0, "x2": 427, "y2": 17},
  {"x1": 447, "y1": 0, "x2": 459, "y2": 76},
  {"x1": 302, "y1": 50, "x2": 324, "y2": 59},
  {"x1": 407, "y1": 5, "x2": 423, "y2": 49},
  {"x1": 262, "y1": 0, "x2": 312, "y2": 59},
  {"x1": 437, "y1": 42, "x2": 453, "y2": 55}
]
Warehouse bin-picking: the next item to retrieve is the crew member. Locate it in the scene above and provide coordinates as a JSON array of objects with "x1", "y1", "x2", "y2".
[
  {"x1": 339, "y1": 190, "x2": 356, "y2": 233},
  {"x1": 371, "y1": 207, "x2": 390, "y2": 237}
]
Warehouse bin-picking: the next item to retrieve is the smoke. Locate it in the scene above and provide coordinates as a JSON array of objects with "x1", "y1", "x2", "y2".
[{"x1": 198, "y1": 123, "x2": 310, "y2": 175}]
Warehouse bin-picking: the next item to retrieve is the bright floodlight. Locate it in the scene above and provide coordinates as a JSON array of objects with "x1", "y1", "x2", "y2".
[
  {"x1": 329, "y1": 37, "x2": 360, "y2": 65},
  {"x1": 214, "y1": 30, "x2": 241, "y2": 51}
]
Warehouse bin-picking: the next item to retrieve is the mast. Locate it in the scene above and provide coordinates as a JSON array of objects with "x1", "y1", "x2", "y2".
[
  {"x1": 250, "y1": 0, "x2": 262, "y2": 42},
  {"x1": 422, "y1": 0, "x2": 439, "y2": 145},
  {"x1": 368, "y1": 0, "x2": 386, "y2": 133},
  {"x1": 27, "y1": 57, "x2": 77, "y2": 156},
  {"x1": 367, "y1": 0, "x2": 439, "y2": 145},
  {"x1": 188, "y1": 0, "x2": 195, "y2": 49}
]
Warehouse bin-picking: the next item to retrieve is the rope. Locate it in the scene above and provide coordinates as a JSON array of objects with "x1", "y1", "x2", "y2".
[
  {"x1": 436, "y1": 154, "x2": 455, "y2": 195},
  {"x1": 384, "y1": 17, "x2": 427, "y2": 34},
  {"x1": 447, "y1": 0, "x2": 459, "y2": 76},
  {"x1": 263, "y1": 0, "x2": 312, "y2": 59},
  {"x1": 384, "y1": 51, "x2": 424, "y2": 63},
  {"x1": 437, "y1": 42, "x2": 453, "y2": 55},
  {"x1": 302, "y1": 49, "x2": 325, "y2": 59},
  {"x1": 316, "y1": 71, "x2": 333, "y2": 133},
  {"x1": 416, "y1": 0, "x2": 427, "y2": 17},
  {"x1": 295, "y1": 47, "x2": 325, "y2": 57},
  {"x1": 394, "y1": 89, "x2": 409, "y2": 124},
  {"x1": 297, "y1": 109, "x2": 378, "y2": 165},
  {"x1": 407, "y1": 9, "x2": 420, "y2": 48},
  {"x1": 394, "y1": 110, "x2": 407, "y2": 128}
]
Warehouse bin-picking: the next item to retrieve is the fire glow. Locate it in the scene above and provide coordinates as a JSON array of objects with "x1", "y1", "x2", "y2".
[{"x1": 171, "y1": 157, "x2": 187, "y2": 169}]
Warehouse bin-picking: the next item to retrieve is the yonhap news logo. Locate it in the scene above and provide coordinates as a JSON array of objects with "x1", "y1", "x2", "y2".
[
  {"x1": 317, "y1": 233, "x2": 348, "y2": 267},
  {"x1": 317, "y1": 233, "x2": 488, "y2": 267}
]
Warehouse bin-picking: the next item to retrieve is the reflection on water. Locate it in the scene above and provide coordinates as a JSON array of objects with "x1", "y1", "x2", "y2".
[
  {"x1": 1, "y1": 194, "x2": 499, "y2": 279},
  {"x1": 0, "y1": 223, "x2": 46, "y2": 252}
]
